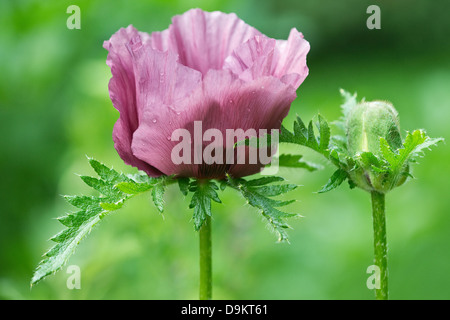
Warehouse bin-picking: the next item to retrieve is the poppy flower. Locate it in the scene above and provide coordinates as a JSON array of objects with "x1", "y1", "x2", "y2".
[{"x1": 104, "y1": 8, "x2": 309, "y2": 179}]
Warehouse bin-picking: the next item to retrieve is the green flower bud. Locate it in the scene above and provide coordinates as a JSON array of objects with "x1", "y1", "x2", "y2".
[
  {"x1": 347, "y1": 101, "x2": 402, "y2": 157},
  {"x1": 346, "y1": 100, "x2": 404, "y2": 193}
]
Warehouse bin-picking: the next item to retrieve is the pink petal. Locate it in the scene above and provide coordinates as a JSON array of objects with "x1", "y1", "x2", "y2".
[
  {"x1": 165, "y1": 8, "x2": 261, "y2": 75},
  {"x1": 103, "y1": 25, "x2": 162, "y2": 176},
  {"x1": 224, "y1": 28, "x2": 310, "y2": 89},
  {"x1": 224, "y1": 35, "x2": 277, "y2": 82},
  {"x1": 273, "y1": 28, "x2": 310, "y2": 88},
  {"x1": 132, "y1": 67, "x2": 297, "y2": 178}
]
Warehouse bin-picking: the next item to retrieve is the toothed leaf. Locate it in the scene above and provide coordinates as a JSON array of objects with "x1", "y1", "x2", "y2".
[
  {"x1": 227, "y1": 176, "x2": 299, "y2": 242},
  {"x1": 318, "y1": 168, "x2": 348, "y2": 193}
]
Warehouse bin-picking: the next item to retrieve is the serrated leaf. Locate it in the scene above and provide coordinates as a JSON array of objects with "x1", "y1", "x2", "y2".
[
  {"x1": 31, "y1": 158, "x2": 163, "y2": 286},
  {"x1": 379, "y1": 138, "x2": 397, "y2": 167},
  {"x1": 116, "y1": 181, "x2": 153, "y2": 194},
  {"x1": 317, "y1": 168, "x2": 348, "y2": 193},
  {"x1": 307, "y1": 120, "x2": 319, "y2": 150},
  {"x1": 152, "y1": 182, "x2": 166, "y2": 213},
  {"x1": 87, "y1": 157, "x2": 131, "y2": 184},
  {"x1": 318, "y1": 114, "x2": 331, "y2": 151},
  {"x1": 378, "y1": 130, "x2": 443, "y2": 189},
  {"x1": 219, "y1": 179, "x2": 227, "y2": 191},
  {"x1": 32, "y1": 212, "x2": 102, "y2": 285},
  {"x1": 293, "y1": 116, "x2": 308, "y2": 144},
  {"x1": 80, "y1": 175, "x2": 123, "y2": 201},
  {"x1": 188, "y1": 180, "x2": 221, "y2": 230},
  {"x1": 100, "y1": 200, "x2": 125, "y2": 211},
  {"x1": 178, "y1": 177, "x2": 190, "y2": 196},
  {"x1": 227, "y1": 176, "x2": 299, "y2": 242},
  {"x1": 255, "y1": 184, "x2": 298, "y2": 197},
  {"x1": 245, "y1": 176, "x2": 285, "y2": 186},
  {"x1": 277, "y1": 154, "x2": 322, "y2": 172},
  {"x1": 279, "y1": 114, "x2": 342, "y2": 165},
  {"x1": 339, "y1": 89, "x2": 358, "y2": 120},
  {"x1": 64, "y1": 195, "x2": 101, "y2": 209},
  {"x1": 381, "y1": 130, "x2": 443, "y2": 173}
]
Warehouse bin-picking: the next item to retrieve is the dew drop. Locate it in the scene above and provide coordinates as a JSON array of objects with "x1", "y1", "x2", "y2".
[
  {"x1": 152, "y1": 119, "x2": 157, "y2": 123},
  {"x1": 167, "y1": 135, "x2": 171, "y2": 141},
  {"x1": 229, "y1": 99, "x2": 234, "y2": 104}
]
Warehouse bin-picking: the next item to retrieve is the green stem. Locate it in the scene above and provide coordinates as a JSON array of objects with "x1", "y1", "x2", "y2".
[
  {"x1": 371, "y1": 191, "x2": 388, "y2": 300},
  {"x1": 199, "y1": 215, "x2": 212, "y2": 300}
]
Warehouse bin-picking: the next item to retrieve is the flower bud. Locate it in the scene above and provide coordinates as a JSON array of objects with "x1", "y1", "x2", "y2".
[
  {"x1": 346, "y1": 100, "x2": 404, "y2": 193},
  {"x1": 347, "y1": 101, "x2": 402, "y2": 157}
]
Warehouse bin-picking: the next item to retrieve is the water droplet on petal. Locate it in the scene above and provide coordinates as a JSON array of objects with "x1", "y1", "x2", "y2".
[
  {"x1": 152, "y1": 119, "x2": 157, "y2": 123},
  {"x1": 229, "y1": 99, "x2": 234, "y2": 104},
  {"x1": 176, "y1": 111, "x2": 181, "y2": 115},
  {"x1": 167, "y1": 135, "x2": 171, "y2": 141}
]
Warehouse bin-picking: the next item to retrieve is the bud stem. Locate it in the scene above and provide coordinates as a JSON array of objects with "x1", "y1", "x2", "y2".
[
  {"x1": 371, "y1": 191, "x2": 388, "y2": 300},
  {"x1": 199, "y1": 215, "x2": 212, "y2": 300}
]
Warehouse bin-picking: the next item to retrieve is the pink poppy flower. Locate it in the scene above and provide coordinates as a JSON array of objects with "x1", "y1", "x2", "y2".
[{"x1": 104, "y1": 8, "x2": 309, "y2": 179}]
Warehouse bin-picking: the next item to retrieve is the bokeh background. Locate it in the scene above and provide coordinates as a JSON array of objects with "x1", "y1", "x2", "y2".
[{"x1": 1, "y1": 0, "x2": 449, "y2": 300}]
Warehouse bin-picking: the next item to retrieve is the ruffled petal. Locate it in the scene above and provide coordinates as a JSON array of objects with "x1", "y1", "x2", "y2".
[
  {"x1": 127, "y1": 35, "x2": 204, "y2": 176},
  {"x1": 166, "y1": 8, "x2": 261, "y2": 75},
  {"x1": 224, "y1": 28, "x2": 309, "y2": 89},
  {"x1": 273, "y1": 28, "x2": 310, "y2": 88},
  {"x1": 103, "y1": 25, "x2": 162, "y2": 175},
  {"x1": 132, "y1": 67, "x2": 297, "y2": 178},
  {"x1": 224, "y1": 35, "x2": 277, "y2": 82}
]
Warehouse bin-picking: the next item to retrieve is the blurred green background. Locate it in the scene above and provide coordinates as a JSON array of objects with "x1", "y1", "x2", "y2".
[{"x1": 1, "y1": 0, "x2": 449, "y2": 300}]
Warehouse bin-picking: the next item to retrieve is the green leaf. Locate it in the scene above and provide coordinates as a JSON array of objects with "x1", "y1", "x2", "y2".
[
  {"x1": 293, "y1": 116, "x2": 308, "y2": 144},
  {"x1": 307, "y1": 120, "x2": 319, "y2": 150},
  {"x1": 87, "y1": 157, "x2": 131, "y2": 184},
  {"x1": 378, "y1": 130, "x2": 443, "y2": 189},
  {"x1": 280, "y1": 114, "x2": 341, "y2": 162},
  {"x1": 381, "y1": 130, "x2": 443, "y2": 173},
  {"x1": 277, "y1": 154, "x2": 322, "y2": 172},
  {"x1": 151, "y1": 182, "x2": 166, "y2": 213},
  {"x1": 31, "y1": 158, "x2": 164, "y2": 286},
  {"x1": 178, "y1": 177, "x2": 190, "y2": 196},
  {"x1": 317, "y1": 168, "x2": 348, "y2": 193},
  {"x1": 245, "y1": 176, "x2": 285, "y2": 186},
  {"x1": 115, "y1": 181, "x2": 153, "y2": 195},
  {"x1": 100, "y1": 200, "x2": 125, "y2": 211},
  {"x1": 338, "y1": 89, "x2": 358, "y2": 122},
  {"x1": 318, "y1": 114, "x2": 331, "y2": 151},
  {"x1": 255, "y1": 184, "x2": 298, "y2": 197},
  {"x1": 227, "y1": 176, "x2": 299, "y2": 242},
  {"x1": 379, "y1": 138, "x2": 397, "y2": 168},
  {"x1": 188, "y1": 180, "x2": 221, "y2": 231}
]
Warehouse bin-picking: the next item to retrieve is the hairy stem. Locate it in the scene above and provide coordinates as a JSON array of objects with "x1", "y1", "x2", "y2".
[
  {"x1": 199, "y1": 215, "x2": 212, "y2": 300},
  {"x1": 371, "y1": 191, "x2": 388, "y2": 300}
]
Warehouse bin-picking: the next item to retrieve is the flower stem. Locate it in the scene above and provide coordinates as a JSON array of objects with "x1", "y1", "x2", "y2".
[
  {"x1": 199, "y1": 215, "x2": 212, "y2": 300},
  {"x1": 371, "y1": 191, "x2": 388, "y2": 300}
]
